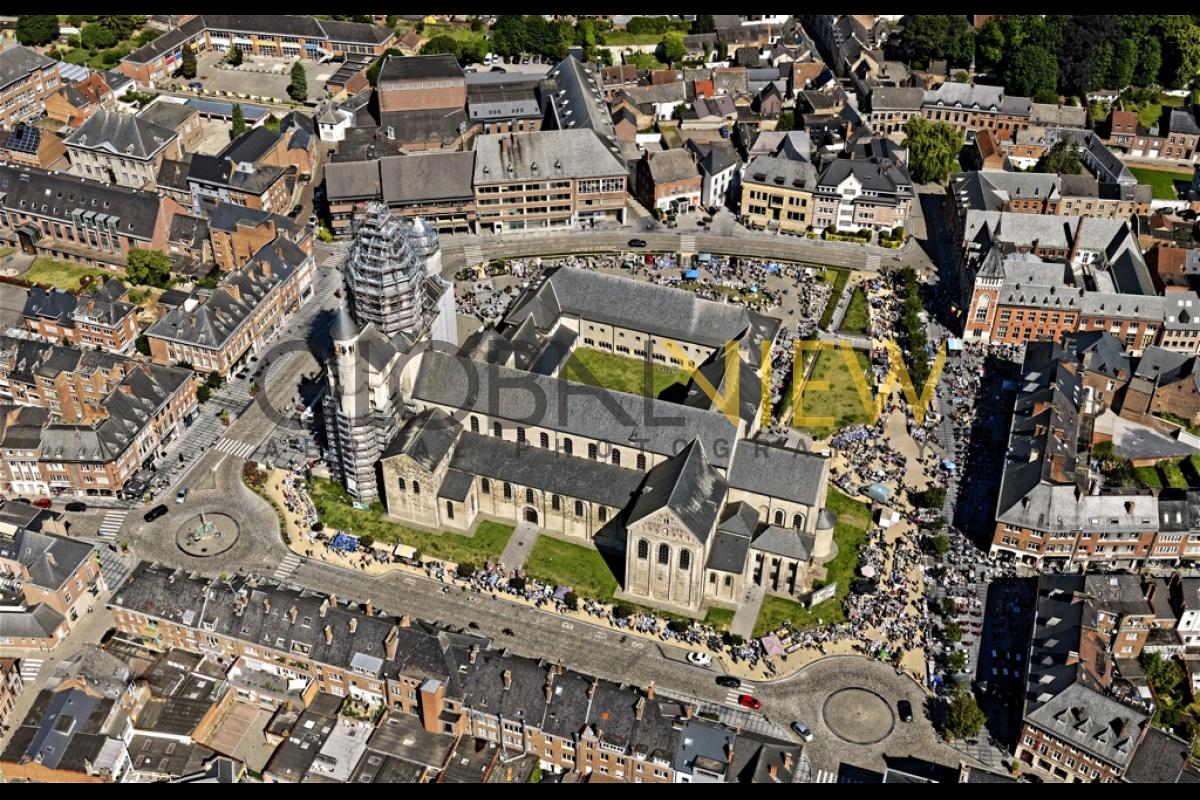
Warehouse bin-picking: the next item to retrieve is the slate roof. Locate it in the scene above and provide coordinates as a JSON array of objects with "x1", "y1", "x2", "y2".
[
  {"x1": 626, "y1": 439, "x2": 727, "y2": 541},
  {"x1": 0, "y1": 164, "x2": 163, "y2": 242},
  {"x1": 727, "y1": 439, "x2": 827, "y2": 506},
  {"x1": 0, "y1": 45, "x2": 54, "y2": 92},
  {"x1": 750, "y1": 525, "x2": 815, "y2": 561},
  {"x1": 65, "y1": 109, "x2": 177, "y2": 160},
  {"x1": 218, "y1": 126, "x2": 280, "y2": 165},
  {"x1": 137, "y1": 101, "x2": 198, "y2": 133},
  {"x1": 324, "y1": 151, "x2": 476, "y2": 206},
  {"x1": 0, "y1": 527, "x2": 95, "y2": 590},
  {"x1": 645, "y1": 148, "x2": 699, "y2": 185},
  {"x1": 474, "y1": 129, "x2": 627, "y2": 184},
  {"x1": 380, "y1": 408, "x2": 460, "y2": 470},
  {"x1": 544, "y1": 56, "x2": 619, "y2": 154},
  {"x1": 686, "y1": 139, "x2": 740, "y2": 177},
  {"x1": 0, "y1": 688, "x2": 113, "y2": 773},
  {"x1": 123, "y1": 15, "x2": 392, "y2": 64},
  {"x1": 743, "y1": 154, "x2": 817, "y2": 191},
  {"x1": 0, "y1": 603, "x2": 64, "y2": 639},
  {"x1": 377, "y1": 54, "x2": 463, "y2": 84}
]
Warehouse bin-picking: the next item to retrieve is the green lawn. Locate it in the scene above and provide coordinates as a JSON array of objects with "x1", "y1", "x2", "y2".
[
  {"x1": 1130, "y1": 167, "x2": 1192, "y2": 201},
  {"x1": 753, "y1": 488, "x2": 870, "y2": 637},
  {"x1": 819, "y1": 268, "x2": 850, "y2": 329},
  {"x1": 1134, "y1": 465, "x2": 1165, "y2": 489},
  {"x1": 523, "y1": 536, "x2": 619, "y2": 601},
  {"x1": 308, "y1": 477, "x2": 513, "y2": 567},
  {"x1": 789, "y1": 348, "x2": 875, "y2": 438},
  {"x1": 839, "y1": 286, "x2": 869, "y2": 335},
  {"x1": 23, "y1": 258, "x2": 114, "y2": 292},
  {"x1": 703, "y1": 606, "x2": 735, "y2": 631},
  {"x1": 562, "y1": 347, "x2": 692, "y2": 398},
  {"x1": 1161, "y1": 460, "x2": 1189, "y2": 490}
]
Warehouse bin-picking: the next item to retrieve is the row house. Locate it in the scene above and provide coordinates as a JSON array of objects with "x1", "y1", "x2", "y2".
[
  {"x1": 865, "y1": 81, "x2": 1032, "y2": 138},
  {"x1": 739, "y1": 154, "x2": 818, "y2": 234},
  {"x1": 324, "y1": 151, "x2": 477, "y2": 236},
  {"x1": 0, "y1": 46, "x2": 60, "y2": 129},
  {"x1": 22, "y1": 278, "x2": 140, "y2": 355},
  {"x1": 0, "y1": 123, "x2": 68, "y2": 171},
  {"x1": 1107, "y1": 108, "x2": 1200, "y2": 163},
  {"x1": 206, "y1": 202, "x2": 309, "y2": 271},
  {"x1": 0, "y1": 526, "x2": 104, "y2": 635},
  {"x1": 145, "y1": 236, "x2": 314, "y2": 375},
  {"x1": 634, "y1": 149, "x2": 702, "y2": 215},
  {"x1": 118, "y1": 15, "x2": 395, "y2": 86},
  {"x1": 0, "y1": 164, "x2": 182, "y2": 272},
  {"x1": 810, "y1": 139, "x2": 913, "y2": 234},
  {"x1": 0, "y1": 335, "x2": 131, "y2": 422}
]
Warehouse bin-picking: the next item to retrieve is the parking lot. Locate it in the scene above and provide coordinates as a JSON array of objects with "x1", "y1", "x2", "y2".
[{"x1": 194, "y1": 51, "x2": 333, "y2": 104}]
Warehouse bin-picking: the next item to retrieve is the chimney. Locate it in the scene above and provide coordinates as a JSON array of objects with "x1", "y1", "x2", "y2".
[
  {"x1": 646, "y1": 681, "x2": 655, "y2": 700},
  {"x1": 768, "y1": 764, "x2": 778, "y2": 779},
  {"x1": 262, "y1": 595, "x2": 270, "y2": 614},
  {"x1": 366, "y1": 598, "x2": 374, "y2": 616},
  {"x1": 324, "y1": 624, "x2": 333, "y2": 645},
  {"x1": 385, "y1": 626, "x2": 399, "y2": 659},
  {"x1": 783, "y1": 752, "x2": 793, "y2": 771},
  {"x1": 587, "y1": 677, "x2": 598, "y2": 700},
  {"x1": 349, "y1": 617, "x2": 358, "y2": 635},
  {"x1": 724, "y1": 739, "x2": 735, "y2": 762},
  {"x1": 545, "y1": 674, "x2": 554, "y2": 704},
  {"x1": 319, "y1": 599, "x2": 329, "y2": 618},
  {"x1": 288, "y1": 605, "x2": 297, "y2": 624},
  {"x1": 503, "y1": 670, "x2": 513, "y2": 690},
  {"x1": 329, "y1": 594, "x2": 338, "y2": 608},
  {"x1": 400, "y1": 614, "x2": 412, "y2": 627},
  {"x1": 469, "y1": 645, "x2": 479, "y2": 664},
  {"x1": 684, "y1": 704, "x2": 695, "y2": 719},
  {"x1": 635, "y1": 697, "x2": 646, "y2": 720}
]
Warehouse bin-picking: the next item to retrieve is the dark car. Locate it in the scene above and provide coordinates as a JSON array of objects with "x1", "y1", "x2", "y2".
[
  {"x1": 627, "y1": 238, "x2": 647, "y2": 248},
  {"x1": 65, "y1": 501, "x2": 88, "y2": 512},
  {"x1": 898, "y1": 699, "x2": 914, "y2": 723},
  {"x1": 716, "y1": 676, "x2": 741, "y2": 689},
  {"x1": 490, "y1": 66, "x2": 507, "y2": 72},
  {"x1": 143, "y1": 504, "x2": 169, "y2": 523}
]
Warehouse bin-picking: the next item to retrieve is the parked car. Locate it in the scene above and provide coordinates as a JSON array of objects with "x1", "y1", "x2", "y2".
[
  {"x1": 737, "y1": 694, "x2": 762, "y2": 710},
  {"x1": 898, "y1": 699, "x2": 914, "y2": 723},
  {"x1": 188, "y1": 81, "x2": 203, "y2": 90},
  {"x1": 33, "y1": 497, "x2": 52, "y2": 509},
  {"x1": 65, "y1": 501, "x2": 88, "y2": 512},
  {"x1": 627, "y1": 238, "x2": 647, "y2": 248},
  {"x1": 176, "y1": 488, "x2": 189, "y2": 504},
  {"x1": 144, "y1": 504, "x2": 169, "y2": 522},
  {"x1": 686, "y1": 651, "x2": 712, "y2": 667},
  {"x1": 716, "y1": 676, "x2": 741, "y2": 689},
  {"x1": 791, "y1": 721, "x2": 814, "y2": 742}
]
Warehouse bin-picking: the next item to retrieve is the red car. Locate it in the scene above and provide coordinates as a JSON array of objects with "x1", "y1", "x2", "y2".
[
  {"x1": 33, "y1": 497, "x2": 52, "y2": 509},
  {"x1": 738, "y1": 694, "x2": 762, "y2": 710}
]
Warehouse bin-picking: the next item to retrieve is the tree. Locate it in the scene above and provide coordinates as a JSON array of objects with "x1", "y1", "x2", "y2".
[
  {"x1": 901, "y1": 117, "x2": 963, "y2": 184},
  {"x1": 80, "y1": 24, "x2": 118, "y2": 50},
  {"x1": 691, "y1": 15, "x2": 716, "y2": 35},
  {"x1": 946, "y1": 651, "x2": 967, "y2": 673},
  {"x1": 660, "y1": 33, "x2": 686, "y2": 66},
  {"x1": 179, "y1": 44, "x2": 196, "y2": 79},
  {"x1": 944, "y1": 621, "x2": 962, "y2": 643},
  {"x1": 226, "y1": 46, "x2": 243, "y2": 67},
  {"x1": 975, "y1": 20, "x2": 1005, "y2": 74},
  {"x1": 230, "y1": 103, "x2": 247, "y2": 139},
  {"x1": 942, "y1": 685, "x2": 986, "y2": 739},
  {"x1": 1035, "y1": 140, "x2": 1083, "y2": 174},
  {"x1": 93, "y1": 15, "x2": 142, "y2": 39},
  {"x1": 288, "y1": 61, "x2": 307, "y2": 102},
  {"x1": 1005, "y1": 44, "x2": 1058, "y2": 99},
  {"x1": 1134, "y1": 37, "x2": 1162, "y2": 86},
  {"x1": 1160, "y1": 16, "x2": 1200, "y2": 88},
  {"x1": 126, "y1": 247, "x2": 172, "y2": 288},
  {"x1": 899, "y1": 15, "x2": 975, "y2": 69},
  {"x1": 931, "y1": 534, "x2": 950, "y2": 556},
  {"x1": 1056, "y1": 15, "x2": 1120, "y2": 96},
  {"x1": 16, "y1": 16, "x2": 59, "y2": 46},
  {"x1": 774, "y1": 111, "x2": 795, "y2": 131}
]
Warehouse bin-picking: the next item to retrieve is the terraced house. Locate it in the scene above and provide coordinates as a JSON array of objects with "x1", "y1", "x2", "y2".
[
  {"x1": 0, "y1": 164, "x2": 183, "y2": 271},
  {"x1": 108, "y1": 563, "x2": 808, "y2": 783},
  {"x1": 22, "y1": 278, "x2": 140, "y2": 355},
  {"x1": 118, "y1": 15, "x2": 396, "y2": 86}
]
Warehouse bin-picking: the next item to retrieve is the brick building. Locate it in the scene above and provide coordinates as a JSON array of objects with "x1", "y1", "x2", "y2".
[{"x1": 0, "y1": 46, "x2": 60, "y2": 129}]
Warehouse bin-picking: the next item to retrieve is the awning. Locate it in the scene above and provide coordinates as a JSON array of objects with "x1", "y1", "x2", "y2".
[
  {"x1": 683, "y1": 269, "x2": 700, "y2": 279},
  {"x1": 760, "y1": 634, "x2": 785, "y2": 656}
]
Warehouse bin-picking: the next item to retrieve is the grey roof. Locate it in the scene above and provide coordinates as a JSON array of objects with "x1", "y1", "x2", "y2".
[
  {"x1": 727, "y1": 439, "x2": 828, "y2": 506},
  {"x1": 218, "y1": 126, "x2": 281, "y2": 165},
  {"x1": 544, "y1": 56, "x2": 619, "y2": 152},
  {"x1": 446, "y1": 431, "x2": 645, "y2": 509},
  {"x1": 0, "y1": 45, "x2": 54, "y2": 92},
  {"x1": 750, "y1": 525, "x2": 815, "y2": 560},
  {"x1": 0, "y1": 688, "x2": 113, "y2": 773},
  {"x1": 377, "y1": 54, "x2": 462, "y2": 84},
  {"x1": 437, "y1": 469, "x2": 474, "y2": 503},
  {"x1": 924, "y1": 81, "x2": 1031, "y2": 117},
  {"x1": 743, "y1": 154, "x2": 818, "y2": 191},
  {"x1": 627, "y1": 439, "x2": 727, "y2": 541},
  {"x1": 816, "y1": 153, "x2": 913, "y2": 200},
  {"x1": 1030, "y1": 102, "x2": 1088, "y2": 129},
  {"x1": 380, "y1": 408, "x2": 460, "y2": 470},
  {"x1": 473, "y1": 129, "x2": 626, "y2": 184},
  {"x1": 645, "y1": 148, "x2": 699, "y2": 185},
  {"x1": 123, "y1": 15, "x2": 392, "y2": 64},
  {"x1": 686, "y1": 139, "x2": 741, "y2": 177},
  {"x1": 707, "y1": 531, "x2": 751, "y2": 573},
  {"x1": 137, "y1": 101, "x2": 199, "y2": 133},
  {"x1": 0, "y1": 164, "x2": 163, "y2": 242},
  {"x1": 869, "y1": 86, "x2": 923, "y2": 112},
  {"x1": 65, "y1": 109, "x2": 177, "y2": 160},
  {"x1": 0, "y1": 528, "x2": 95, "y2": 590},
  {"x1": 504, "y1": 266, "x2": 781, "y2": 354},
  {"x1": 1124, "y1": 727, "x2": 1197, "y2": 783},
  {"x1": 0, "y1": 603, "x2": 64, "y2": 639}
]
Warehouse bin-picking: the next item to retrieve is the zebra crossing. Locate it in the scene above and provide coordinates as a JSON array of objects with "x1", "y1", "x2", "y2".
[
  {"x1": 462, "y1": 241, "x2": 484, "y2": 265},
  {"x1": 865, "y1": 253, "x2": 881, "y2": 271},
  {"x1": 813, "y1": 768, "x2": 838, "y2": 783},
  {"x1": 215, "y1": 437, "x2": 258, "y2": 458},
  {"x1": 18, "y1": 658, "x2": 44, "y2": 683},
  {"x1": 97, "y1": 509, "x2": 128, "y2": 539},
  {"x1": 273, "y1": 552, "x2": 302, "y2": 582},
  {"x1": 722, "y1": 681, "x2": 756, "y2": 707},
  {"x1": 679, "y1": 233, "x2": 696, "y2": 253}
]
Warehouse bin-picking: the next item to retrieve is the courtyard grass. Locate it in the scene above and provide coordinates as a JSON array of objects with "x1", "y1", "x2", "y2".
[
  {"x1": 308, "y1": 477, "x2": 513, "y2": 567},
  {"x1": 818, "y1": 268, "x2": 850, "y2": 329},
  {"x1": 752, "y1": 488, "x2": 870, "y2": 637},
  {"x1": 839, "y1": 286, "x2": 869, "y2": 335},
  {"x1": 1130, "y1": 167, "x2": 1192, "y2": 201},
  {"x1": 703, "y1": 606, "x2": 735, "y2": 631},
  {"x1": 523, "y1": 536, "x2": 619, "y2": 602},
  {"x1": 23, "y1": 257, "x2": 114, "y2": 292},
  {"x1": 789, "y1": 347, "x2": 875, "y2": 439},
  {"x1": 562, "y1": 347, "x2": 692, "y2": 398}
]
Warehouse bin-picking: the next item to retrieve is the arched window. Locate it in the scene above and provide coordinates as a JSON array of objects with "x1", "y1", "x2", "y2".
[
  {"x1": 611, "y1": 449, "x2": 621, "y2": 466},
  {"x1": 587, "y1": 443, "x2": 598, "y2": 460},
  {"x1": 551, "y1": 495, "x2": 561, "y2": 511},
  {"x1": 445, "y1": 502, "x2": 454, "y2": 520},
  {"x1": 636, "y1": 454, "x2": 646, "y2": 471},
  {"x1": 525, "y1": 488, "x2": 535, "y2": 504},
  {"x1": 638, "y1": 540, "x2": 649, "y2": 559},
  {"x1": 974, "y1": 293, "x2": 990, "y2": 322},
  {"x1": 540, "y1": 432, "x2": 549, "y2": 449},
  {"x1": 412, "y1": 481, "x2": 420, "y2": 495},
  {"x1": 493, "y1": 421, "x2": 502, "y2": 437},
  {"x1": 574, "y1": 500, "x2": 584, "y2": 517},
  {"x1": 517, "y1": 427, "x2": 526, "y2": 444},
  {"x1": 658, "y1": 544, "x2": 670, "y2": 565},
  {"x1": 470, "y1": 416, "x2": 479, "y2": 433},
  {"x1": 563, "y1": 438, "x2": 573, "y2": 455},
  {"x1": 599, "y1": 507, "x2": 607, "y2": 522},
  {"x1": 679, "y1": 550, "x2": 691, "y2": 570},
  {"x1": 792, "y1": 513, "x2": 803, "y2": 529},
  {"x1": 503, "y1": 482, "x2": 512, "y2": 499},
  {"x1": 397, "y1": 478, "x2": 406, "y2": 492},
  {"x1": 774, "y1": 510, "x2": 784, "y2": 526},
  {"x1": 481, "y1": 478, "x2": 490, "y2": 495}
]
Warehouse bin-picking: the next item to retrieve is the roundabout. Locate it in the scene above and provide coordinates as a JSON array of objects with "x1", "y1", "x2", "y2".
[
  {"x1": 821, "y1": 687, "x2": 895, "y2": 745},
  {"x1": 175, "y1": 511, "x2": 240, "y2": 557}
]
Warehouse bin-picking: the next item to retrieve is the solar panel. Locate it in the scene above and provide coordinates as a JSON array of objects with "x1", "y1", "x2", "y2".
[{"x1": 5, "y1": 124, "x2": 40, "y2": 155}]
